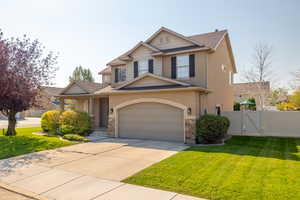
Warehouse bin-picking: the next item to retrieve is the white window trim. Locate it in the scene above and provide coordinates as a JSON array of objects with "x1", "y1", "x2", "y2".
[
  {"x1": 118, "y1": 67, "x2": 126, "y2": 82},
  {"x1": 138, "y1": 60, "x2": 148, "y2": 76},
  {"x1": 176, "y1": 55, "x2": 189, "y2": 79}
]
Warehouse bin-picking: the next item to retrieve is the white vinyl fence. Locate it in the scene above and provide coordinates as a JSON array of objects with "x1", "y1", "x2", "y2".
[{"x1": 222, "y1": 111, "x2": 300, "y2": 138}]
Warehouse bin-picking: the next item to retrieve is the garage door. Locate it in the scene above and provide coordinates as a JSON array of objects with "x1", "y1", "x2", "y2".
[{"x1": 118, "y1": 102, "x2": 184, "y2": 142}]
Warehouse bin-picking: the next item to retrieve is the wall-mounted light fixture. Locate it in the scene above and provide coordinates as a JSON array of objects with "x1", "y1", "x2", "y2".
[
  {"x1": 187, "y1": 107, "x2": 192, "y2": 115},
  {"x1": 110, "y1": 108, "x2": 114, "y2": 114}
]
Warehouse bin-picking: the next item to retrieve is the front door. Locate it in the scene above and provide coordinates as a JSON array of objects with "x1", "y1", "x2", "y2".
[{"x1": 99, "y1": 98, "x2": 109, "y2": 127}]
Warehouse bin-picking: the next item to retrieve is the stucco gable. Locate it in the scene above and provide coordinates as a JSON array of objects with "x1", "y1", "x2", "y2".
[
  {"x1": 63, "y1": 84, "x2": 88, "y2": 94},
  {"x1": 126, "y1": 76, "x2": 177, "y2": 88},
  {"x1": 117, "y1": 73, "x2": 190, "y2": 90},
  {"x1": 148, "y1": 30, "x2": 195, "y2": 50}
]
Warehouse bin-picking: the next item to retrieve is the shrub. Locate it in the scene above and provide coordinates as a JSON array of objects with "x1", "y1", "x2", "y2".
[
  {"x1": 276, "y1": 103, "x2": 299, "y2": 111},
  {"x1": 59, "y1": 110, "x2": 91, "y2": 136},
  {"x1": 233, "y1": 102, "x2": 240, "y2": 111},
  {"x1": 62, "y1": 134, "x2": 89, "y2": 142},
  {"x1": 41, "y1": 110, "x2": 61, "y2": 133},
  {"x1": 196, "y1": 114, "x2": 230, "y2": 144}
]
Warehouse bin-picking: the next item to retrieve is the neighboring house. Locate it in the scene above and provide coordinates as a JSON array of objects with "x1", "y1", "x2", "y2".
[
  {"x1": 233, "y1": 81, "x2": 271, "y2": 109},
  {"x1": 24, "y1": 86, "x2": 64, "y2": 117},
  {"x1": 57, "y1": 27, "x2": 237, "y2": 144}
]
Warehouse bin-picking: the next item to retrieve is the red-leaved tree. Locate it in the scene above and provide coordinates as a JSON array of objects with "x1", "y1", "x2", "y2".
[{"x1": 0, "y1": 30, "x2": 57, "y2": 136}]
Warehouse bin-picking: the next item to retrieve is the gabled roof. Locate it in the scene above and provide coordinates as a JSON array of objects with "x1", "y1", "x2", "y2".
[
  {"x1": 188, "y1": 30, "x2": 228, "y2": 50},
  {"x1": 60, "y1": 81, "x2": 102, "y2": 95},
  {"x1": 116, "y1": 73, "x2": 190, "y2": 90},
  {"x1": 107, "y1": 42, "x2": 161, "y2": 66},
  {"x1": 105, "y1": 27, "x2": 236, "y2": 72},
  {"x1": 99, "y1": 67, "x2": 111, "y2": 75},
  {"x1": 41, "y1": 86, "x2": 63, "y2": 96},
  {"x1": 145, "y1": 27, "x2": 205, "y2": 47}
]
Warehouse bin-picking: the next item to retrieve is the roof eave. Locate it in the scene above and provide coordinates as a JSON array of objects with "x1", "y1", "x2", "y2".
[
  {"x1": 152, "y1": 47, "x2": 211, "y2": 56},
  {"x1": 109, "y1": 86, "x2": 211, "y2": 95}
]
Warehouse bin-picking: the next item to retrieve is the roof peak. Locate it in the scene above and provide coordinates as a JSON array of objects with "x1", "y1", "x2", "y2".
[{"x1": 188, "y1": 29, "x2": 227, "y2": 37}]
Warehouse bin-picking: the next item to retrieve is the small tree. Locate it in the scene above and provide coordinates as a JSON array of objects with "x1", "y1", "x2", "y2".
[
  {"x1": 0, "y1": 31, "x2": 57, "y2": 136},
  {"x1": 243, "y1": 42, "x2": 274, "y2": 110},
  {"x1": 289, "y1": 87, "x2": 300, "y2": 109},
  {"x1": 269, "y1": 88, "x2": 288, "y2": 106},
  {"x1": 69, "y1": 66, "x2": 94, "y2": 83}
]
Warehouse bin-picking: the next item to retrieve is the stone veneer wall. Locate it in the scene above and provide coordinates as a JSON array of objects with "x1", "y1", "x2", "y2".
[
  {"x1": 107, "y1": 114, "x2": 115, "y2": 137},
  {"x1": 185, "y1": 119, "x2": 196, "y2": 144}
]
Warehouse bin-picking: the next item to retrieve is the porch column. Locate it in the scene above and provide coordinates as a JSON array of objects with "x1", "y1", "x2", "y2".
[
  {"x1": 88, "y1": 97, "x2": 94, "y2": 116},
  {"x1": 89, "y1": 97, "x2": 95, "y2": 129},
  {"x1": 59, "y1": 98, "x2": 65, "y2": 111}
]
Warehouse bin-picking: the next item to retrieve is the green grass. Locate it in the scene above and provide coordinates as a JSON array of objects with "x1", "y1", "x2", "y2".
[
  {"x1": 124, "y1": 136, "x2": 300, "y2": 200},
  {"x1": 0, "y1": 127, "x2": 77, "y2": 159}
]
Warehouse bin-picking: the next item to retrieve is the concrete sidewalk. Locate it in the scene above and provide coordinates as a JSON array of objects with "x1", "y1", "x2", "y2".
[
  {"x1": 0, "y1": 138, "x2": 205, "y2": 200},
  {"x1": 0, "y1": 117, "x2": 41, "y2": 129},
  {"x1": 0, "y1": 170, "x2": 203, "y2": 200}
]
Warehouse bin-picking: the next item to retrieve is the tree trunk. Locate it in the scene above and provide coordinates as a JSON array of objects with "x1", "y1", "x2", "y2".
[{"x1": 5, "y1": 111, "x2": 17, "y2": 136}]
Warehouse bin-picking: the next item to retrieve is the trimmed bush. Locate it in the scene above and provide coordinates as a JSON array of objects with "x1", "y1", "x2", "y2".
[
  {"x1": 59, "y1": 110, "x2": 91, "y2": 136},
  {"x1": 41, "y1": 110, "x2": 61, "y2": 133},
  {"x1": 196, "y1": 114, "x2": 230, "y2": 144},
  {"x1": 62, "y1": 134, "x2": 89, "y2": 142}
]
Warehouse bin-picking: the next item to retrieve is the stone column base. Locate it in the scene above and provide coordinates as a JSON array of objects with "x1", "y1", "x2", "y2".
[
  {"x1": 107, "y1": 114, "x2": 115, "y2": 137},
  {"x1": 185, "y1": 119, "x2": 196, "y2": 144}
]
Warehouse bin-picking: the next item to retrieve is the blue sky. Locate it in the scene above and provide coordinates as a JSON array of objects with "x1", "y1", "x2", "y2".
[{"x1": 1, "y1": 0, "x2": 300, "y2": 88}]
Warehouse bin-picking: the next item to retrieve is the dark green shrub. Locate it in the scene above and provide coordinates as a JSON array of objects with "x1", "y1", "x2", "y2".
[
  {"x1": 233, "y1": 102, "x2": 240, "y2": 111},
  {"x1": 41, "y1": 110, "x2": 61, "y2": 134},
  {"x1": 196, "y1": 114, "x2": 230, "y2": 144},
  {"x1": 62, "y1": 134, "x2": 89, "y2": 142},
  {"x1": 59, "y1": 110, "x2": 91, "y2": 136}
]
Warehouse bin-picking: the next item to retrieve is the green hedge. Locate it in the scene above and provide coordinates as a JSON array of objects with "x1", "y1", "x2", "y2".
[
  {"x1": 41, "y1": 110, "x2": 61, "y2": 133},
  {"x1": 196, "y1": 114, "x2": 230, "y2": 144},
  {"x1": 62, "y1": 134, "x2": 89, "y2": 142},
  {"x1": 41, "y1": 110, "x2": 91, "y2": 136},
  {"x1": 59, "y1": 110, "x2": 91, "y2": 136}
]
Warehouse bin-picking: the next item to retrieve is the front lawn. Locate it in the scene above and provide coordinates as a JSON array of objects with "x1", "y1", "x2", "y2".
[
  {"x1": 0, "y1": 127, "x2": 77, "y2": 159},
  {"x1": 124, "y1": 136, "x2": 300, "y2": 200}
]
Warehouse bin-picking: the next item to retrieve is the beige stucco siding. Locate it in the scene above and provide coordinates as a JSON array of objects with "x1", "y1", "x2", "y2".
[
  {"x1": 206, "y1": 37, "x2": 234, "y2": 112},
  {"x1": 74, "y1": 99, "x2": 89, "y2": 112},
  {"x1": 109, "y1": 90, "x2": 200, "y2": 117},
  {"x1": 162, "y1": 51, "x2": 207, "y2": 88},
  {"x1": 149, "y1": 31, "x2": 194, "y2": 50},
  {"x1": 112, "y1": 46, "x2": 163, "y2": 84},
  {"x1": 126, "y1": 76, "x2": 175, "y2": 88}
]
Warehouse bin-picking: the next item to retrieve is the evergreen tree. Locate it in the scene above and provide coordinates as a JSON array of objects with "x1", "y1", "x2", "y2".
[{"x1": 69, "y1": 66, "x2": 94, "y2": 82}]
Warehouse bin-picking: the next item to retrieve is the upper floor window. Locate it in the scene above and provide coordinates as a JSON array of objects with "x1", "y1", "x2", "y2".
[
  {"x1": 176, "y1": 55, "x2": 189, "y2": 78},
  {"x1": 115, "y1": 67, "x2": 126, "y2": 82},
  {"x1": 138, "y1": 60, "x2": 148, "y2": 76}
]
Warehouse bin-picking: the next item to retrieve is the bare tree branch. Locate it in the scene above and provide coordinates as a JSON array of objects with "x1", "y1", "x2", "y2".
[{"x1": 242, "y1": 42, "x2": 274, "y2": 110}]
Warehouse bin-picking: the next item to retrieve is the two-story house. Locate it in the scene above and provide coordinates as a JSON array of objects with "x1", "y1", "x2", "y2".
[{"x1": 57, "y1": 27, "x2": 236, "y2": 144}]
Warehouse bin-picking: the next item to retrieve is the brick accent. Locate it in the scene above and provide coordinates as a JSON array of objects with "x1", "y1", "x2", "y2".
[
  {"x1": 107, "y1": 114, "x2": 115, "y2": 137},
  {"x1": 185, "y1": 118, "x2": 196, "y2": 144}
]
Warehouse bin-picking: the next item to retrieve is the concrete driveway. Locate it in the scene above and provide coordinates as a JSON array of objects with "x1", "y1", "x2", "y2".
[
  {"x1": 0, "y1": 117, "x2": 41, "y2": 129},
  {"x1": 0, "y1": 138, "x2": 203, "y2": 200}
]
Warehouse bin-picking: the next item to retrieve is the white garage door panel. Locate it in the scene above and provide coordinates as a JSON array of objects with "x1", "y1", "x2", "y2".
[{"x1": 118, "y1": 102, "x2": 184, "y2": 142}]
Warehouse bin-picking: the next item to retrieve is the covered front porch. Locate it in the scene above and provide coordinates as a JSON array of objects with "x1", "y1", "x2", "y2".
[{"x1": 58, "y1": 95, "x2": 109, "y2": 130}]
